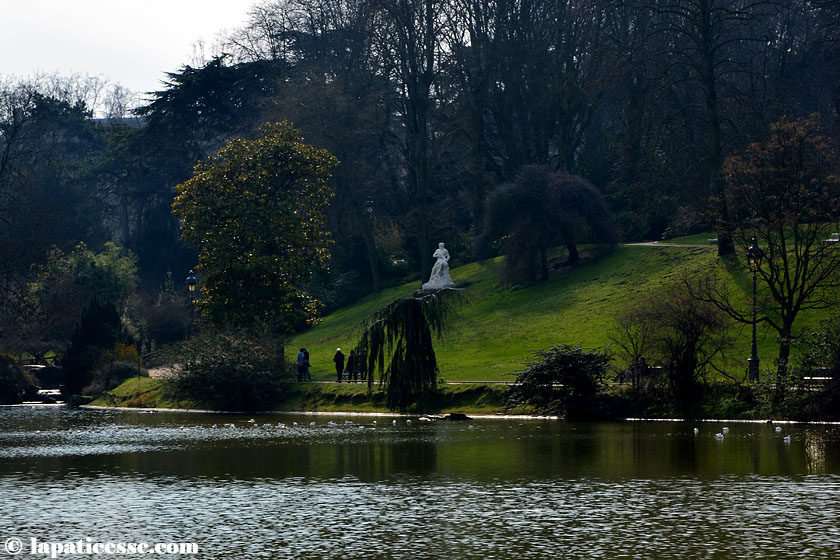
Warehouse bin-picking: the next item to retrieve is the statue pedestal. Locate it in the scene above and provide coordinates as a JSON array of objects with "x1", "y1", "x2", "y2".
[{"x1": 420, "y1": 279, "x2": 455, "y2": 291}]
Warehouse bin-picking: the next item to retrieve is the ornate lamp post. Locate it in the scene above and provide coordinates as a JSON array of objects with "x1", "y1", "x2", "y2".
[
  {"x1": 747, "y1": 237, "x2": 764, "y2": 382},
  {"x1": 186, "y1": 270, "x2": 197, "y2": 335}
]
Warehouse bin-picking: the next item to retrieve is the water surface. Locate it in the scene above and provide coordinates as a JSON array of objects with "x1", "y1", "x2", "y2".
[{"x1": 2, "y1": 406, "x2": 839, "y2": 559}]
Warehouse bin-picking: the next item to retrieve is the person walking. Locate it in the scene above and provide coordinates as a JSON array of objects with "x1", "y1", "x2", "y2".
[
  {"x1": 303, "y1": 348, "x2": 311, "y2": 381},
  {"x1": 296, "y1": 348, "x2": 307, "y2": 382},
  {"x1": 358, "y1": 350, "x2": 368, "y2": 381},
  {"x1": 347, "y1": 350, "x2": 357, "y2": 382},
  {"x1": 333, "y1": 348, "x2": 345, "y2": 382}
]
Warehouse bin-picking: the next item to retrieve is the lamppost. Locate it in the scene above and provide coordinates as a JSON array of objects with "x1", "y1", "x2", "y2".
[
  {"x1": 363, "y1": 197, "x2": 381, "y2": 292},
  {"x1": 747, "y1": 237, "x2": 764, "y2": 382},
  {"x1": 186, "y1": 269, "x2": 197, "y2": 335}
]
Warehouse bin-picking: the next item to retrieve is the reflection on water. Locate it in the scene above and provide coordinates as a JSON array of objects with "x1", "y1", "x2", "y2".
[{"x1": 2, "y1": 406, "x2": 840, "y2": 558}]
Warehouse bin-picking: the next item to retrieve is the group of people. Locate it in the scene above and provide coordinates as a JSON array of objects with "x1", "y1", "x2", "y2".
[
  {"x1": 295, "y1": 348, "x2": 312, "y2": 381},
  {"x1": 332, "y1": 348, "x2": 369, "y2": 382},
  {"x1": 296, "y1": 347, "x2": 370, "y2": 382}
]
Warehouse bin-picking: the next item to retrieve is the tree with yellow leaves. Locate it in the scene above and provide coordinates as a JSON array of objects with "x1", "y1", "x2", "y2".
[{"x1": 173, "y1": 122, "x2": 338, "y2": 333}]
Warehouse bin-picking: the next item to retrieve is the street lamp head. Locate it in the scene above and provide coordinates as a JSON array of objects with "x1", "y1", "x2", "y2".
[
  {"x1": 747, "y1": 237, "x2": 764, "y2": 270},
  {"x1": 186, "y1": 270, "x2": 197, "y2": 293}
]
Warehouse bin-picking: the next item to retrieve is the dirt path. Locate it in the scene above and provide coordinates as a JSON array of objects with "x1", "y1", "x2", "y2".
[
  {"x1": 147, "y1": 365, "x2": 180, "y2": 378},
  {"x1": 623, "y1": 241, "x2": 713, "y2": 248}
]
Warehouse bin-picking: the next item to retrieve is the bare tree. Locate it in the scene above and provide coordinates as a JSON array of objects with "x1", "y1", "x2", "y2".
[
  {"x1": 371, "y1": 0, "x2": 450, "y2": 276},
  {"x1": 696, "y1": 115, "x2": 840, "y2": 383},
  {"x1": 640, "y1": 0, "x2": 777, "y2": 254},
  {"x1": 615, "y1": 274, "x2": 735, "y2": 407}
]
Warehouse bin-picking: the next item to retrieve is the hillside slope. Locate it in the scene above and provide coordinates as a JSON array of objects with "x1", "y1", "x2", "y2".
[
  {"x1": 288, "y1": 240, "x2": 825, "y2": 381},
  {"x1": 289, "y1": 242, "x2": 811, "y2": 382}
]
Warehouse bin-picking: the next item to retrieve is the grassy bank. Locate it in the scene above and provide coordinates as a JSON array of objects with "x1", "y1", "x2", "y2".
[
  {"x1": 289, "y1": 240, "x2": 819, "y2": 382},
  {"x1": 89, "y1": 377, "x2": 510, "y2": 415},
  {"x1": 90, "y1": 375, "x2": 840, "y2": 422}
]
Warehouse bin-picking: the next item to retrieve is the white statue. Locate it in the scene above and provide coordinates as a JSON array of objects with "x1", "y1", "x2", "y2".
[{"x1": 421, "y1": 242, "x2": 455, "y2": 290}]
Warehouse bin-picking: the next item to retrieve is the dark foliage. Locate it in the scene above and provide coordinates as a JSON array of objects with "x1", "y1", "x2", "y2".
[
  {"x1": 173, "y1": 330, "x2": 292, "y2": 411},
  {"x1": 792, "y1": 319, "x2": 840, "y2": 420},
  {"x1": 614, "y1": 276, "x2": 735, "y2": 409},
  {"x1": 478, "y1": 166, "x2": 617, "y2": 283},
  {"x1": 357, "y1": 288, "x2": 460, "y2": 411},
  {"x1": 0, "y1": 355, "x2": 37, "y2": 405},
  {"x1": 83, "y1": 360, "x2": 146, "y2": 395},
  {"x1": 137, "y1": 273, "x2": 192, "y2": 352},
  {"x1": 505, "y1": 344, "x2": 610, "y2": 417},
  {"x1": 62, "y1": 299, "x2": 128, "y2": 396}
]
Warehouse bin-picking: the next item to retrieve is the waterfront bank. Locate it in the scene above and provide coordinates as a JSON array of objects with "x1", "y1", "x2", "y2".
[{"x1": 88, "y1": 376, "x2": 511, "y2": 416}]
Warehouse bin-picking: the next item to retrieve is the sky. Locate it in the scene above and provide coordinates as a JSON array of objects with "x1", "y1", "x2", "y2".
[{"x1": 5, "y1": 0, "x2": 256, "y2": 98}]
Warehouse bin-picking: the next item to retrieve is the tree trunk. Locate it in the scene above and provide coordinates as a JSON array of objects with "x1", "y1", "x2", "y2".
[
  {"x1": 776, "y1": 327, "x2": 792, "y2": 385},
  {"x1": 539, "y1": 247, "x2": 549, "y2": 281},
  {"x1": 361, "y1": 222, "x2": 380, "y2": 293},
  {"x1": 698, "y1": 0, "x2": 733, "y2": 256},
  {"x1": 564, "y1": 232, "x2": 579, "y2": 265}
]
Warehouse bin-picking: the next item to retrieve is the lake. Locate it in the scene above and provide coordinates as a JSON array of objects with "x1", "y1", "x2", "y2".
[{"x1": 2, "y1": 405, "x2": 840, "y2": 559}]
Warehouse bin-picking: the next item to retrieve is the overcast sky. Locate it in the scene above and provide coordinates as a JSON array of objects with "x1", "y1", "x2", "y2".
[{"x1": 5, "y1": 0, "x2": 255, "y2": 98}]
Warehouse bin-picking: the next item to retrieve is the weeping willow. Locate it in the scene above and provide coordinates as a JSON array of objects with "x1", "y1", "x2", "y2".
[{"x1": 357, "y1": 288, "x2": 460, "y2": 411}]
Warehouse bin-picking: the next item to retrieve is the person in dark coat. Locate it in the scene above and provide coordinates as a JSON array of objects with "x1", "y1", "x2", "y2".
[
  {"x1": 333, "y1": 348, "x2": 345, "y2": 382},
  {"x1": 346, "y1": 350, "x2": 357, "y2": 382},
  {"x1": 358, "y1": 350, "x2": 368, "y2": 381},
  {"x1": 296, "y1": 348, "x2": 307, "y2": 382}
]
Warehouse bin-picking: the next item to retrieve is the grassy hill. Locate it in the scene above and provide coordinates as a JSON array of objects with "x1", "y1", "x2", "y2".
[{"x1": 289, "y1": 240, "x2": 822, "y2": 382}]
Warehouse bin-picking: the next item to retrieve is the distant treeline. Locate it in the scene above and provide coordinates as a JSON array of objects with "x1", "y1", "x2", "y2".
[{"x1": 1, "y1": 0, "x2": 838, "y2": 317}]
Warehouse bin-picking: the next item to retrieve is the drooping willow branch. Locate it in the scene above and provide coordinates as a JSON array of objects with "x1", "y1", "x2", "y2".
[{"x1": 356, "y1": 287, "x2": 461, "y2": 411}]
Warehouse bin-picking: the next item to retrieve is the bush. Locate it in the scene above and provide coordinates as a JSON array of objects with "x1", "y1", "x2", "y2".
[
  {"x1": 787, "y1": 319, "x2": 840, "y2": 420},
  {"x1": 0, "y1": 355, "x2": 37, "y2": 404},
  {"x1": 505, "y1": 344, "x2": 610, "y2": 417},
  {"x1": 173, "y1": 330, "x2": 293, "y2": 411},
  {"x1": 83, "y1": 360, "x2": 146, "y2": 395},
  {"x1": 612, "y1": 274, "x2": 735, "y2": 410},
  {"x1": 63, "y1": 298, "x2": 131, "y2": 396}
]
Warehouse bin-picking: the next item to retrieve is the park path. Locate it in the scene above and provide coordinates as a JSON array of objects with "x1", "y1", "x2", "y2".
[
  {"x1": 623, "y1": 241, "x2": 713, "y2": 248},
  {"x1": 148, "y1": 365, "x2": 179, "y2": 378}
]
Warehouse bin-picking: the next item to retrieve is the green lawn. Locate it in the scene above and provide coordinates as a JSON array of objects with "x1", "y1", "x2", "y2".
[
  {"x1": 662, "y1": 232, "x2": 719, "y2": 245},
  {"x1": 90, "y1": 377, "x2": 510, "y2": 415},
  {"x1": 288, "y1": 237, "x2": 831, "y2": 382}
]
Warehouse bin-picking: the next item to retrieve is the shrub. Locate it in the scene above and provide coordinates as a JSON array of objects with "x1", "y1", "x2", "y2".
[
  {"x1": 505, "y1": 344, "x2": 610, "y2": 417},
  {"x1": 63, "y1": 299, "x2": 131, "y2": 396},
  {"x1": 173, "y1": 330, "x2": 293, "y2": 411},
  {"x1": 0, "y1": 355, "x2": 37, "y2": 404},
  {"x1": 790, "y1": 319, "x2": 840, "y2": 420},
  {"x1": 356, "y1": 290, "x2": 460, "y2": 411},
  {"x1": 613, "y1": 274, "x2": 735, "y2": 410},
  {"x1": 478, "y1": 166, "x2": 617, "y2": 284},
  {"x1": 83, "y1": 359, "x2": 146, "y2": 395}
]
